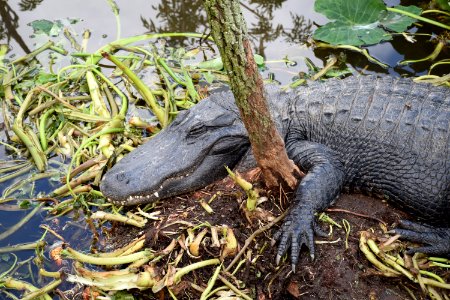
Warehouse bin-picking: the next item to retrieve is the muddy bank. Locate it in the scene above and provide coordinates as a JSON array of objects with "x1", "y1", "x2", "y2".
[{"x1": 107, "y1": 170, "x2": 435, "y2": 299}]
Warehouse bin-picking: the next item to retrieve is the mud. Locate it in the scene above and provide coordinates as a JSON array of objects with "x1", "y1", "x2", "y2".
[{"x1": 108, "y1": 170, "x2": 446, "y2": 299}]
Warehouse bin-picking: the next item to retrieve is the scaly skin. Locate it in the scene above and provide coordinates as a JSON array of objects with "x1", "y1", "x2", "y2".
[
  {"x1": 101, "y1": 75, "x2": 450, "y2": 268},
  {"x1": 274, "y1": 76, "x2": 450, "y2": 267}
]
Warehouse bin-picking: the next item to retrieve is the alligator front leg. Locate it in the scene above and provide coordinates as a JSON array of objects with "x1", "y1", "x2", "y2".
[{"x1": 275, "y1": 140, "x2": 345, "y2": 271}]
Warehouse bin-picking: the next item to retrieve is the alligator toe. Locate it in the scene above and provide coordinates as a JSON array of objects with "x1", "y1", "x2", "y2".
[
  {"x1": 275, "y1": 208, "x2": 316, "y2": 271},
  {"x1": 393, "y1": 220, "x2": 450, "y2": 257}
]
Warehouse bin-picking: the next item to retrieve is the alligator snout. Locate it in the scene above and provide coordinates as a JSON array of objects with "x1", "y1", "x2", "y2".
[{"x1": 100, "y1": 169, "x2": 132, "y2": 204}]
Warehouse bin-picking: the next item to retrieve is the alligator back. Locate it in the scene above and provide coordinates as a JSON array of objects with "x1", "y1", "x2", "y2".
[{"x1": 285, "y1": 76, "x2": 449, "y2": 224}]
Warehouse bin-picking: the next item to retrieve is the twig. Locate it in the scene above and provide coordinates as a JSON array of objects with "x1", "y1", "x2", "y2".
[
  {"x1": 217, "y1": 274, "x2": 252, "y2": 300},
  {"x1": 37, "y1": 86, "x2": 79, "y2": 111},
  {"x1": 225, "y1": 210, "x2": 288, "y2": 272},
  {"x1": 326, "y1": 208, "x2": 387, "y2": 226}
]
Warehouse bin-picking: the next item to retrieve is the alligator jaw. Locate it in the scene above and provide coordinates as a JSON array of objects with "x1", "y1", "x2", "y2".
[
  {"x1": 100, "y1": 96, "x2": 250, "y2": 206},
  {"x1": 102, "y1": 135, "x2": 250, "y2": 206}
]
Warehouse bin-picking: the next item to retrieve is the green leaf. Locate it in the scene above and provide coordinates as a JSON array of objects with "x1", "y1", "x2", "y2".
[
  {"x1": 314, "y1": 21, "x2": 391, "y2": 46},
  {"x1": 203, "y1": 71, "x2": 215, "y2": 84},
  {"x1": 325, "y1": 68, "x2": 352, "y2": 78},
  {"x1": 0, "y1": 44, "x2": 7, "y2": 68},
  {"x1": 29, "y1": 18, "x2": 80, "y2": 37},
  {"x1": 436, "y1": 0, "x2": 450, "y2": 11},
  {"x1": 313, "y1": 0, "x2": 420, "y2": 46},
  {"x1": 29, "y1": 19, "x2": 54, "y2": 35},
  {"x1": 19, "y1": 200, "x2": 31, "y2": 209},
  {"x1": 36, "y1": 72, "x2": 58, "y2": 85},
  {"x1": 111, "y1": 291, "x2": 135, "y2": 300},
  {"x1": 379, "y1": 5, "x2": 422, "y2": 32},
  {"x1": 196, "y1": 57, "x2": 223, "y2": 70},
  {"x1": 315, "y1": 0, "x2": 385, "y2": 25},
  {"x1": 1, "y1": 254, "x2": 10, "y2": 262},
  {"x1": 0, "y1": 44, "x2": 8, "y2": 57},
  {"x1": 254, "y1": 54, "x2": 265, "y2": 66}
]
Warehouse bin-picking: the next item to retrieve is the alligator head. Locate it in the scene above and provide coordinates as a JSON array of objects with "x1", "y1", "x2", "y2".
[{"x1": 100, "y1": 93, "x2": 251, "y2": 206}]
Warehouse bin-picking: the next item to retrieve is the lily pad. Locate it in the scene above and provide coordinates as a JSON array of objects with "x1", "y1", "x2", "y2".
[
  {"x1": 379, "y1": 5, "x2": 422, "y2": 32},
  {"x1": 29, "y1": 19, "x2": 56, "y2": 35},
  {"x1": 29, "y1": 18, "x2": 80, "y2": 37},
  {"x1": 313, "y1": 0, "x2": 421, "y2": 46}
]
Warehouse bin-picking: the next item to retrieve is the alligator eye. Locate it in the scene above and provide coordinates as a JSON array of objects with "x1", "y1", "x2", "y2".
[{"x1": 188, "y1": 124, "x2": 206, "y2": 137}]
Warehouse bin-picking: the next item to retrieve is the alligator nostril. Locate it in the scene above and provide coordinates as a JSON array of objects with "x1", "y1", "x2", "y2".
[
  {"x1": 116, "y1": 173, "x2": 130, "y2": 185},
  {"x1": 117, "y1": 173, "x2": 126, "y2": 182}
]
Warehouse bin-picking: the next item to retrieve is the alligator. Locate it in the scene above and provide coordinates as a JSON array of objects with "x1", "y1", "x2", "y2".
[{"x1": 100, "y1": 75, "x2": 450, "y2": 268}]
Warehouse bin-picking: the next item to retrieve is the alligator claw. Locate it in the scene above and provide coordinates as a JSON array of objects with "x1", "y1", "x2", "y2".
[
  {"x1": 313, "y1": 222, "x2": 329, "y2": 238},
  {"x1": 275, "y1": 208, "x2": 316, "y2": 270},
  {"x1": 393, "y1": 220, "x2": 450, "y2": 256}
]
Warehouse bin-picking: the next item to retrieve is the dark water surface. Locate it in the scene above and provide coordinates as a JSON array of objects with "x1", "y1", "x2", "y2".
[
  {"x1": 2, "y1": 0, "x2": 442, "y2": 79},
  {"x1": 0, "y1": 0, "x2": 448, "y2": 298}
]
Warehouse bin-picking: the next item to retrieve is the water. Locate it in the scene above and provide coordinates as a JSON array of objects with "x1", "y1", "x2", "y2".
[{"x1": 0, "y1": 0, "x2": 448, "y2": 298}]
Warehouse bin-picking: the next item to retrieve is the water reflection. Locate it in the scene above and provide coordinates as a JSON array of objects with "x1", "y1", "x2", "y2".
[
  {"x1": 1, "y1": 0, "x2": 314, "y2": 64},
  {"x1": 140, "y1": 0, "x2": 313, "y2": 56},
  {"x1": 142, "y1": 0, "x2": 208, "y2": 35},
  {"x1": 0, "y1": 0, "x2": 41, "y2": 53},
  {"x1": 0, "y1": 0, "x2": 446, "y2": 77}
]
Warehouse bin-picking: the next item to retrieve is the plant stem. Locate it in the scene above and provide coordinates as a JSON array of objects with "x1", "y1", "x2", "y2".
[
  {"x1": 90, "y1": 211, "x2": 147, "y2": 228},
  {"x1": 39, "y1": 108, "x2": 55, "y2": 151},
  {"x1": 13, "y1": 89, "x2": 47, "y2": 171},
  {"x1": 0, "y1": 164, "x2": 33, "y2": 184},
  {"x1": 386, "y1": 7, "x2": 450, "y2": 30},
  {"x1": 0, "y1": 203, "x2": 44, "y2": 241},
  {"x1": 200, "y1": 264, "x2": 222, "y2": 300},
  {"x1": 102, "y1": 52, "x2": 166, "y2": 126},
  {"x1": 218, "y1": 274, "x2": 252, "y2": 300},
  {"x1": 62, "y1": 247, "x2": 154, "y2": 265},
  {"x1": 20, "y1": 279, "x2": 61, "y2": 300},
  {"x1": 174, "y1": 259, "x2": 220, "y2": 283},
  {"x1": 12, "y1": 41, "x2": 54, "y2": 64},
  {"x1": 225, "y1": 210, "x2": 288, "y2": 272}
]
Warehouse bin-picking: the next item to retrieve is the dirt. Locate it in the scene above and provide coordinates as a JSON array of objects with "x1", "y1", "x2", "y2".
[{"x1": 107, "y1": 169, "x2": 446, "y2": 300}]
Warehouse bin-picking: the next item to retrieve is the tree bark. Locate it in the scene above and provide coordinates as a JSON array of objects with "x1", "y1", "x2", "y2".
[{"x1": 204, "y1": 0, "x2": 300, "y2": 189}]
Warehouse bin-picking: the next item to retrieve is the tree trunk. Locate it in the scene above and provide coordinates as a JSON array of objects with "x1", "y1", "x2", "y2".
[{"x1": 204, "y1": 0, "x2": 300, "y2": 189}]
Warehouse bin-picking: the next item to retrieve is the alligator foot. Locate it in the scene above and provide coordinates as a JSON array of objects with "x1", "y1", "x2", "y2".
[
  {"x1": 392, "y1": 220, "x2": 450, "y2": 257},
  {"x1": 274, "y1": 208, "x2": 329, "y2": 272},
  {"x1": 274, "y1": 208, "x2": 313, "y2": 272}
]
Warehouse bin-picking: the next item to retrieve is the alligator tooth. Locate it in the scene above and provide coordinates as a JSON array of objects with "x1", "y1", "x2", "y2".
[{"x1": 153, "y1": 192, "x2": 159, "y2": 198}]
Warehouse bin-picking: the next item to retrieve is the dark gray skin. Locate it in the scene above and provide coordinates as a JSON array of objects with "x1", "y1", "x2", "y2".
[{"x1": 101, "y1": 76, "x2": 450, "y2": 269}]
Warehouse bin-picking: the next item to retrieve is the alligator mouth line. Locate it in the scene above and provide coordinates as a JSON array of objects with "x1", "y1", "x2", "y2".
[
  {"x1": 108, "y1": 136, "x2": 248, "y2": 206},
  {"x1": 108, "y1": 165, "x2": 198, "y2": 206}
]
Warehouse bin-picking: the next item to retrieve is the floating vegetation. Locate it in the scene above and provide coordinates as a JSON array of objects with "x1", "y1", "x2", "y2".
[{"x1": 0, "y1": 17, "x2": 235, "y2": 297}]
